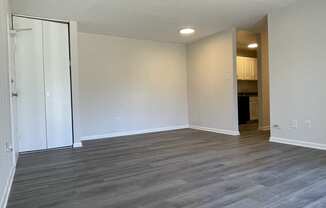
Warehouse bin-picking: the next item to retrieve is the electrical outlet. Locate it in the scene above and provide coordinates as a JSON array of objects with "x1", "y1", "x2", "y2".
[
  {"x1": 290, "y1": 120, "x2": 298, "y2": 129},
  {"x1": 305, "y1": 120, "x2": 312, "y2": 128},
  {"x1": 5, "y1": 142, "x2": 13, "y2": 152}
]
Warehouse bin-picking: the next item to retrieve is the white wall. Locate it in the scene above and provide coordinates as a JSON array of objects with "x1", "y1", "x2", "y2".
[
  {"x1": 269, "y1": 0, "x2": 326, "y2": 148},
  {"x1": 78, "y1": 33, "x2": 188, "y2": 140},
  {"x1": 0, "y1": 0, "x2": 14, "y2": 207},
  {"x1": 187, "y1": 29, "x2": 239, "y2": 135}
]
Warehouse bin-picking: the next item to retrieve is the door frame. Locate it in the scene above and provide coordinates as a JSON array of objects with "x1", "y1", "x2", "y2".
[
  {"x1": 10, "y1": 14, "x2": 76, "y2": 152},
  {"x1": 235, "y1": 29, "x2": 260, "y2": 133}
]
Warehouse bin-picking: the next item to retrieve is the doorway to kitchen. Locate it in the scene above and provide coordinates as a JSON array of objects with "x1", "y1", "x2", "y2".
[{"x1": 236, "y1": 17, "x2": 270, "y2": 135}]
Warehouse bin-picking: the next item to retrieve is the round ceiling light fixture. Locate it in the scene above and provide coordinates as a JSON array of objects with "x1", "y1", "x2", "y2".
[
  {"x1": 179, "y1": 27, "x2": 195, "y2": 36},
  {"x1": 248, "y1": 43, "x2": 258, "y2": 49}
]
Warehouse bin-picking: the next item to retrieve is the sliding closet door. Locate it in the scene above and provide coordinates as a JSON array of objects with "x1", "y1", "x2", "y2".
[
  {"x1": 14, "y1": 17, "x2": 47, "y2": 152},
  {"x1": 43, "y1": 21, "x2": 73, "y2": 148}
]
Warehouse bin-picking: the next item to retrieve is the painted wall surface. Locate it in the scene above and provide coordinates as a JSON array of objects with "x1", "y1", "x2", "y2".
[
  {"x1": 0, "y1": 0, "x2": 14, "y2": 206},
  {"x1": 78, "y1": 33, "x2": 188, "y2": 139},
  {"x1": 269, "y1": 0, "x2": 326, "y2": 145},
  {"x1": 187, "y1": 29, "x2": 239, "y2": 134}
]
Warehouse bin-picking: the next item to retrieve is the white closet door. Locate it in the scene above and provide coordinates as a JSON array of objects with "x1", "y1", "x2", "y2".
[
  {"x1": 43, "y1": 21, "x2": 73, "y2": 148},
  {"x1": 14, "y1": 17, "x2": 47, "y2": 152}
]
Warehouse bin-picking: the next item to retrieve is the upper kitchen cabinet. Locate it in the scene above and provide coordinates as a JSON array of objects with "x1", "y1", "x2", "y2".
[{"x1": 237, "y1": 56, "x2": 258, "y2": 80}]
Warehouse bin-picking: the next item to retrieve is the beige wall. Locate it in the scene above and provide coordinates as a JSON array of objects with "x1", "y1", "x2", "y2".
[
  {"x1": 269, "y1": 0, "x2": 326, "y2": 147},
  {"x1": 187, "y1": 29, "x2": 239, "y2": 135},
  {"x1": 0, "y1": 0, "x2": 14, "y2": 206},
  {"x1": 78, "y1": 33, "x2": 188, "y2": 140},
  {"x1": 78, "y1": 30, "x2": 241, "y2": 139}
]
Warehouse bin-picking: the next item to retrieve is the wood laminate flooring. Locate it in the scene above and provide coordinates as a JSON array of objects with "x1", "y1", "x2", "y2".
[{"x1": 7, "y1": 128, "x2": 326, "y2": 208}]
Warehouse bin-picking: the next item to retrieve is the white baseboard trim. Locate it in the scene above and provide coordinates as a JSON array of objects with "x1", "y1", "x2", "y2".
[
  {"x1": 73, "y1": 142, "x2": 83, "y2": 148},
  {"x1": 80, "y1": 125, "x2": 190, "y2": 141},
  {"x1": 190, "y1": 125, "x2": 240, "y2": 136},
  {"x1": 270, "y1": 137, "x2": 326, "y2": 150},
  {"x1": 259, "y1": 126, "x2": 270, "y2": 131},
  {"x1": 1, "y1": 167, "x2": 15, "y2": 208}
]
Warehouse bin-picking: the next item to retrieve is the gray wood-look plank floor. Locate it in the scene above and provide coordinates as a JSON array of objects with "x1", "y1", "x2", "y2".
[{"x1": 7, "y1": 128, "x2": 326, "y2": 208}]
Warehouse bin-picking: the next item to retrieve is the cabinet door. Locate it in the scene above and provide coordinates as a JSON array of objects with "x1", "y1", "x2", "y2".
[
  {"x1": 252, "y1": 58, "x2": 258, "y2": 80},
  {"x1": 14, "y1": 17, "x2": 47, "y2": 152},
  {"x1": 236, "y1": 56, "x2": 257, "y2": 80},
  {"x1": 236, "y1": 57, "x2": 241, "y2": 79},
  {"x1": 246, "y1": 57, "x2": 256, "y2": 80},
  {"x1": 237, "y1": 57, "x2": 245, "y2": 80},
  {"x1": 43, "y1": 21, "x2": 73, "y2": 148},
  {"x1": 250, "y1": 96, "x2": 259, "y2": 120}
]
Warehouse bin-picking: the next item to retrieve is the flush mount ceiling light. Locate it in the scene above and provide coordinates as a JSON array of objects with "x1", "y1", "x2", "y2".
[
  {"x1": 179, "y1": 28, "x2": 195, "y2": 36},
  {"x1": 248, "y1": 43, "x2": 258, "y2": 49}
]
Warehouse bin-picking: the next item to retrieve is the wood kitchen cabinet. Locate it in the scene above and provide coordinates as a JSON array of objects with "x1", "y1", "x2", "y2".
[
  {"x1": 250, "y1": 96, "x2": 259, "y2": 120},
  {"x1": 237, "y1": 56, "x2": 258, "y2": 80}
]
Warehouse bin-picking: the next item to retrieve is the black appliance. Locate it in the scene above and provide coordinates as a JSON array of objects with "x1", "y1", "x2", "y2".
[{"x1": 238, "y1": 95, "x2": 250, "y2": 124}]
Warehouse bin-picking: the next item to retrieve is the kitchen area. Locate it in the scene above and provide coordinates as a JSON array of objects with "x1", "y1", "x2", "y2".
[{"x1": 237, "y1": 31, "x2": 259, "y2": 132}]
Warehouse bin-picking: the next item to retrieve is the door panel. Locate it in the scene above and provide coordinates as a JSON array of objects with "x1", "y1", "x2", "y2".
[
  {"x1": 13, "y1": 17, "x2": 47, "y2": 152},
  {"x1": 43, "y1": 21, "x2": 73, "y2": 148},
  {"x1": 8, "y1": 26, "x2": 19, "y2": 161}
]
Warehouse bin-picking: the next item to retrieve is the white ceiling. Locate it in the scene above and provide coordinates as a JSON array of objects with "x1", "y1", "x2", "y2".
[{"x1": 11, "y1": 0, "x2": 297, "y2": 43}]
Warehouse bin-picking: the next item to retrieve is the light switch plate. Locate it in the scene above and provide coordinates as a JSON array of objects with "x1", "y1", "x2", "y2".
[
  {"x1": 290, "y1": 120, "x2": 298, "y2": 129},
  {"x1": 305, "y1": 120, "x2": 312, "y2": 128}
]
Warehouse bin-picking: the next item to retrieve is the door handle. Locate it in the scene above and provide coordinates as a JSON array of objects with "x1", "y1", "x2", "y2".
[{"x1": 12, "y1": 92, "x2": 18, "y2": 97}]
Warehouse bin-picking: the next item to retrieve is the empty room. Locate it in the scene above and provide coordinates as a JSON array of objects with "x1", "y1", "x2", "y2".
[{"x1": 1, "y1": 0, "x2": 326, "y2": 207}]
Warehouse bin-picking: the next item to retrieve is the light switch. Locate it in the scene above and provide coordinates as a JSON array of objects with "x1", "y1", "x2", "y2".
[{"x1": 305, "y1": 120, "x2": 312, "y2": 128}]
